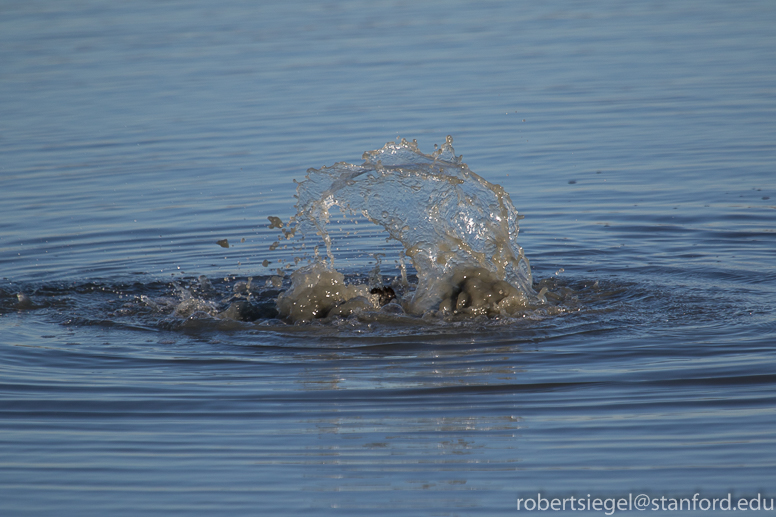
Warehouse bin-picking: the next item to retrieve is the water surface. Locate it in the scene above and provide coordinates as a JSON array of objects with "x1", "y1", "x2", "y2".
[{"x1": 1, "y1": 1, "x2": 775, "y2": 515}]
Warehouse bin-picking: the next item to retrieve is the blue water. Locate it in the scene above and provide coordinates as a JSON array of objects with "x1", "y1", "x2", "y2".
[{"x1": 2, "y1": 1, "x2": 775, "y2": 515}]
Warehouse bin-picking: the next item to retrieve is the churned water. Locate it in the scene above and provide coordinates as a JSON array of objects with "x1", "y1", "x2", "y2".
[{"x1": 1, "y1": 1, "x2": 775, "y2": 515}]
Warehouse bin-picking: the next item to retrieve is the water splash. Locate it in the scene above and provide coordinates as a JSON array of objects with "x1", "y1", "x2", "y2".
[{"x1": 278, "y1": 137, "x2": 541, "y2": 321}]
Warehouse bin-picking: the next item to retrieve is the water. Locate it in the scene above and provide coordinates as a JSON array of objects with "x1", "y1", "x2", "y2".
[
  {"x1": 2, "y1": 1, "x2": 776, "y2": 515},
  {"x1": 279, "y1": 136, "x2": 540, "y2": 320}
]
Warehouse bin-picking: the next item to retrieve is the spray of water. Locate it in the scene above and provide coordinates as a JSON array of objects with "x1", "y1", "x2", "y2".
[{"x1": 275, "y1": 137, "x2": 543, "y2": 322}]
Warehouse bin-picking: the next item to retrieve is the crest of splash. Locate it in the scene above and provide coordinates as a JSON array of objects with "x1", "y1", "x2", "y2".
[{"x1": 281, "y1": 136, "x2": 539, "y2": 319}]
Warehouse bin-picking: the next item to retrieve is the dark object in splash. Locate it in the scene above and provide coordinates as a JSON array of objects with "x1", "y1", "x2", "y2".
[
  {"x1": 370, "y1": 286, "x2": 396, "y2": 306},
  {"x1": 219, "y1": 300, "x2": 279, "y2": 321}
]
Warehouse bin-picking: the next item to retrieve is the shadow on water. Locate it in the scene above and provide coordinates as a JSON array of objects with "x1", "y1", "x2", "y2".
[{"x1": 0, "y1": 269, "x2": 727, "y2": 351}]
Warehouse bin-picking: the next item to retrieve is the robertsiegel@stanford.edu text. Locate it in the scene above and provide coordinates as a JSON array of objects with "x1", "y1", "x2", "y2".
[{"x1": 516, "y1": 493, "x2": 773, "y2": 514}]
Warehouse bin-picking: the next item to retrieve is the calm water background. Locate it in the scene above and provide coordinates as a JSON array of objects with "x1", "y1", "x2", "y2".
[{"x1": 2, "y1": 1, "x2": 775, "y2": 515}]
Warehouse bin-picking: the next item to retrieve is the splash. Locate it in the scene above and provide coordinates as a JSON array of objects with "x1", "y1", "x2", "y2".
[{"x1": 275, "y1": 137, "x2": 543, "y2": 322}]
